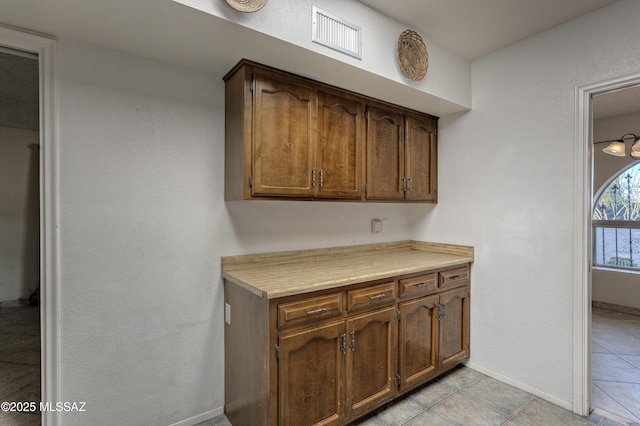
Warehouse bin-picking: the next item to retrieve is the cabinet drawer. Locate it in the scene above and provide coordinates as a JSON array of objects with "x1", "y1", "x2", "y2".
[
  {"x1": 278, "y1": 293, "x2": 343, "y2": 328},
  {"x1": 347, "y1": 282, "x2": 396, "y2": 312},
  {"x1": 399, "y1": 273, "x2": 437, "y2": 299},
  {"x1": 439, "y1": 266, "x2": 469, "y2": 289}
]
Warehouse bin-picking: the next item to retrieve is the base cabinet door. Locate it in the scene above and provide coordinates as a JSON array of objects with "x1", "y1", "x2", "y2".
[
  {"x1": 345, "y1": 307, "x2": 397, "y2": 420},
  {"x1": 278, "y1": 321, "x2": 345, "y2": 426},
  {"x1": 398, "y1": 294, "x2": 439, "y2": 391},
  {"x1": 438, "y1": 286, "x2": 470, "y2": 370}
]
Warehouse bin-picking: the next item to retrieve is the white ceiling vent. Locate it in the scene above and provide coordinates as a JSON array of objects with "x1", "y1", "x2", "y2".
[{"x1": 312, "y1": 6, "x2": 362, "y2": 60}]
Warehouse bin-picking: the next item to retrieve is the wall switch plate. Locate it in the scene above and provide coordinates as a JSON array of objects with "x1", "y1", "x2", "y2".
[
  {"x1": 381, "y1": 218, "x2": 389, "y2": 233},
  {"x1": 225, "y1": 303, "x2": 231, "y2": 325}
]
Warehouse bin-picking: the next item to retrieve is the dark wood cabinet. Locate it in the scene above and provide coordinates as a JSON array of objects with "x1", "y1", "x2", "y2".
[
  {"x1": 224, "y1": 262, "x2": 470, "y2": 426},
  {"x1": 398, "y1": 294, "x2": 439, "y2": 391},
  {"x1": 316, "y1": 89, "x2": 364, "y2": 199},
  {"x1": 439, "y1": 285, "x2": 470, "y2": 369},
  {"x1": 405, "y1": 112, "x2": 438, "y2": 202},
  {"x1": 224, "y1": 60, "x2": 437, "y2": 203},
  {"x1": 252, "y1": 68, "x2": 315, "y2": 197},
  {"x1": 346, "y1": 307, "x2": 396, "y2": 419},
  {"x1": 365, "y1": 105, "x2": 406, "y2": 200},
  {"x1": 365, "y1": 106, "x2": 438, "y2": 201},
  {"x1": 278, "y1": 320, "x2": 344, "y2": 426}
]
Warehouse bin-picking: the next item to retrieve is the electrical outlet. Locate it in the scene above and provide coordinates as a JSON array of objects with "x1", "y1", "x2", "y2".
[
  {"x1": 371, "y1": 218, "x2": 382, "y2": 233},
  {"x1": 225, "y1": 303, "x2": 231, "y2": 325}
]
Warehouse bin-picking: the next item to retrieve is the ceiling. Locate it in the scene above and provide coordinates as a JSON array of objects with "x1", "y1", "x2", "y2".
[
  {"x1": 358, "y1": 0, "x2": 618, "y2": 60},
  {"x1": 0, "y1": 0, "x2": 635, "y2": 118}
]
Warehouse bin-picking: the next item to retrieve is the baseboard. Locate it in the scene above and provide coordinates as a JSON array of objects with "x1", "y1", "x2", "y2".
[
  {"x1": 0, "y1": 299, "x2": 31, "y2": 308},
  {"x1": 593, "y1": 300, "x2": 640, "y2": 317},
  {"x1": 168, "y1": 407, "x2": 224, "y2": 426},
  {"x1": 465, "y1": 362, "x2": 572, "y2": 411}
]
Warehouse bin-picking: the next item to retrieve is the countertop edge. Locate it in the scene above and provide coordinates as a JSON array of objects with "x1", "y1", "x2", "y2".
[{"x1": 222, "y1": 241, "x2": 474, "y2": 299}]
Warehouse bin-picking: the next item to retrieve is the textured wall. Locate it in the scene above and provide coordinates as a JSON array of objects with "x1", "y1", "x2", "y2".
[{"x1": 413, "y1": 0, "x2": 640, "y2": 408}]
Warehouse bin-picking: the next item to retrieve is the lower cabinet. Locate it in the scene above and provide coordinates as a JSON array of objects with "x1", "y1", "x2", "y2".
[{"x1": 224, "y1": 264, "x2": 470, "y2": 426}]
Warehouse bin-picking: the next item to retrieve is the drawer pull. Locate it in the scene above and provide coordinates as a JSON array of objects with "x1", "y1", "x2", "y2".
[
  {"x1": 306, "y1": 307, "x2": 327, "y2": 316},
  {"x1": 448, "y1": 275, "x2": 466, "y2": 282},
  {"x1": 417, "y1": 283, "x2": 429, "y2": 288},
  {"x1": 369, "y1": 293, "x2": 386, "y2": 301}
]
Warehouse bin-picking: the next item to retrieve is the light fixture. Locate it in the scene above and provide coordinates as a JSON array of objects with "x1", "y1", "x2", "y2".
[{"x1": 596, "y1": 133, "x2": 640, "y2": 159}]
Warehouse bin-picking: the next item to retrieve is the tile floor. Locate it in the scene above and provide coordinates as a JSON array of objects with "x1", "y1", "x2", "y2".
[
  {"x1": 0, "y1": 303, "x2": 41, "y2": 426},
  {"x1": 1, "y1": 305, "x2": 638, "y2": 426},
  {"x1": 592, "y1": 306, "x2": 640, "y2": 424}
]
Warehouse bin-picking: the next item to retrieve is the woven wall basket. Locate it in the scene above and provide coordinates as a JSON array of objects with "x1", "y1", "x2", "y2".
[
  {"x1": 397, "y1": 29, "x2": 428, "y2": 81},
  {"x1": 225, "y1": 0, "x2": 268, "y2": 12}
]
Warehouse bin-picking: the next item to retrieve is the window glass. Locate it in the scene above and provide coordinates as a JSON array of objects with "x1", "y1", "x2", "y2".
[{"x1": 593, "y1": 163, "x2": 640, "y2": 270}]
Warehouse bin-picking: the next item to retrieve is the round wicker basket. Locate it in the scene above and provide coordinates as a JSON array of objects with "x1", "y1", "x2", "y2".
[
  {"x1": 225, "y1": 0, "x2": 268, "y2": 12},
  {"x1": 397, "y1": 29, "x2": 428, "y2": 81}
]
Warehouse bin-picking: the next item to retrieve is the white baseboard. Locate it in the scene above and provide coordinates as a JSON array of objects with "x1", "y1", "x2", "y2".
[
  {"x1": 169, "y1": 407, "x2": 224, "y2": 426},
  {"x1": 465, "y1": 362, "x2": 572, "y2": 411}
]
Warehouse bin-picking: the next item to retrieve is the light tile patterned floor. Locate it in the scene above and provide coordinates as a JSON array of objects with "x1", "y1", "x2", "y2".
[
  {"x1": 592, "y1": 306, "x2": 640, "y2": 424},
  {"x1": 0, "y1": 304, "x2": 41, "y2": 426}
]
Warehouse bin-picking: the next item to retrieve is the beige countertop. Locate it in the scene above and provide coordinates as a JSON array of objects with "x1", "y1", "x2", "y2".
[{"x1": 222, "y1": 240, "x2": 474, "y2": 299}]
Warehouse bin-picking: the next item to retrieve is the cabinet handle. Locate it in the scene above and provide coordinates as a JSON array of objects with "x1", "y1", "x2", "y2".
[
  {"x1": 306, "y1": 307, "x2": 327, "y2": 316},
  {"x1": 341, "y1": 333, "x2": 346, "y2": 355},
  {"x1": 448, "y1": 275, "x2": 466, "y2": 282},
  {"x1": 369, "y1": 293, "x2": 386, "y2": 301},
  {"x1": 312, "y1": 168, "x2": 316, "y2": 187},
  {"x1": 408, "y1": 177, "x2": 413, "y2": 191},
  {"x1": 350, "y1": 330, "x2": 356, "y2": 352},
  {"x1": 417, "y1": 283, "x2": 429, "y2": 288},
  {"x1": 402, "y1": 177, "x2": 407, "y2": 192},
  {"x1": 319, "y1": 169, "x2": 324, "y2": 188}
]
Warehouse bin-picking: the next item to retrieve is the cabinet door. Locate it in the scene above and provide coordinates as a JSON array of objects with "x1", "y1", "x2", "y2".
[
  {"x1": 316, "y1": 90, "x2": 363, "y2": 199},
  {"x1": 365, "y1": 105, "x2": 405, "y2": 200},
  {"x1": 438, "y1": 286, "x2": 470, "y2": 370},
  {"x1": 399, "y1": 294, "x2": 439, "y2": 391},
  {"x1": 279, "y1": 321, "x2": 345, "y2": 426},
  {"x1": 252, "y1": 69, "x2": 315, "y2": 197},
  {"x1": 405, "y1": 112, "x2": 437, "y2": 202},
  {"x1": 345, "y1": 307, "x2": 396, "y2": 420}
]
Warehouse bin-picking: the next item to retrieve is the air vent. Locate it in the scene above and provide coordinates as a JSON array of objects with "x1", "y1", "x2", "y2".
[{"x1": 312, "y1": 6, "x2": 362, "y2": 60}]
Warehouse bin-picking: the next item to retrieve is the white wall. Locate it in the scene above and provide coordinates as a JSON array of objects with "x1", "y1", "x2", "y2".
[
  {"x1": 412, "y1": 0, "x2": 640, "y2": 408},
  {"x1": 0, "y1": 126, "x2": 39, "y2": 302},
  {"x1": 55, "y1": 39, "x2": 422, "y2": 425},
  {"x1": 592, "y1": 112, "x2": 640, "y2": 309},
  {"x1": 176, "y1": 0, "x2": 471, "y2": 116}
]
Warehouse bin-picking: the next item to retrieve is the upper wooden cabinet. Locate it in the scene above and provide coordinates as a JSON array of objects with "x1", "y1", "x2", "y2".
[
  {"x1": 365, "y1": 105, "x2": 437, "y2": 201},
  {"x1": 224, "y1": 60, "x2": 437, "y2": 202}
]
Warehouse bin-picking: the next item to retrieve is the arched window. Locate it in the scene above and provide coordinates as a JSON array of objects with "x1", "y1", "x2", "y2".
[{"x1": 593, "y1": 163, "x2": 640, "y2": 270}]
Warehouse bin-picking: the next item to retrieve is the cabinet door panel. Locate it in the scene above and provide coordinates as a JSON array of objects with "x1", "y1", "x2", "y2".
[
  {"x1": 366, "y1": 106, "x2": 405, "y2": 200},
  {"x1": 346, "y1": 307, "x2": 396, "y2": 419},
  {"x1": 253, "y1": 71, "x2": 315, "y2": 197},
  {"x1": 439, "y1": 286, "x2": 470, "y2": 369},
  {"x1": 399, "y1": 295, "x2": 439, "y2": 390},
  {"x1": 279, "y1": 321, "x2": 345, "y2": 426},
  {"x1": 317, "y1": 91, "x2": 363, "y2": 199},
  {"x1": 405, "y1": 113, "x2": 437, "y2": 201}
]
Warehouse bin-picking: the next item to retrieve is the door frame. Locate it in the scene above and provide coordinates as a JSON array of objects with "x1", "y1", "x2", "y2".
[
  {"x1": 0, "y1": 25, "x2": 60, "y2": 425},
  {"x1": 573, "y1": 71, "x2": 640, "y2": 415}
]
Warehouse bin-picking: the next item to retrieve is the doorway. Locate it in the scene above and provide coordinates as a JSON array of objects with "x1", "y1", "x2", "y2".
[
  {"x1": 0, "y1": 46, "x2": 41, "y2": 425},
  {"x1": 589, "y1": 86, "x2": 640, "y2": 422},
  {"x1": 574, "y1": 72, "x2": 640, "y2": 420},
  {"x1": 0, "y1": 25, "x2": 58, "y2": 426}
]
